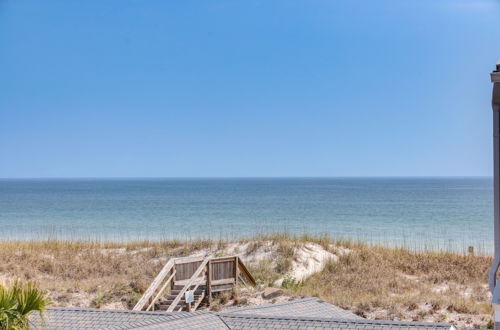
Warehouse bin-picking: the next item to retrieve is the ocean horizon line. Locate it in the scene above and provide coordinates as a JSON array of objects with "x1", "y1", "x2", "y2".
[{"x1": 0, "y1": 175, "x2": 493, "y2": 181}]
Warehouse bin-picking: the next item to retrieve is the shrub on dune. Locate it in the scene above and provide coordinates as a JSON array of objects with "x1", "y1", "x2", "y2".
[{"x1": 0, "y1": 281, "x2": 49, "y2": 330}]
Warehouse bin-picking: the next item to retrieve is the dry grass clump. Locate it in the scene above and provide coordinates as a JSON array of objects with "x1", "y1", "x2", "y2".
[
  {"x1": 235, "y1": 233, "x2": 493, "y2": 328},
  {"x1": 0, "y1": 235, "x2": 493, "y2": 329},
  {"x1": 292, "y1": 244, "x2": 492, "y2": 328},
  {"x1": 242, "y1": 232, "x2": 354, "y2": 285},
  {"x1": 0, "y1": 239, "x2": 217, "y2": 309}
]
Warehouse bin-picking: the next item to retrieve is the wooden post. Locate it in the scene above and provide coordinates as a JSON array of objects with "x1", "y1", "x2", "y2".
[
  {"x1": 233, "y1": 257, "x2": 239, "y2": 299},
  {"x1": 207, "y1": 260, "x2": 212, "y2": 305},
  {"x1": 235, "y1": 257, "x2": 240, "y2": 286},
  {"x1": 171, "y1": 268, "x2": 175, "y2": 311},
  {"x1": 172, "y1": 265, "x2": 176, "y2": 297}
]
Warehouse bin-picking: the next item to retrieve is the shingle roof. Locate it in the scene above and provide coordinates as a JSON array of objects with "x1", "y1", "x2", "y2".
[
  {"x1": 28, "y1": 298, "x2": 456, "y2": 330},
  {"x1": 133, "y1": 312, "x2": 228, "y2": 330},
  {"x1": 28, "y1": 307, "x2": 201, "y2": 330},
  {"x1": 223, "y1": 297, "x2": 362, "y2": 319},
  {"x1": 220, "y1": 314, "x2": 456, "y2": 330}
]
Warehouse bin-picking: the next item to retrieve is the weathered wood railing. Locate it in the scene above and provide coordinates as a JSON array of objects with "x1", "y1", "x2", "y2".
[
  {"x1": 167, "y1": 257, "x2": 209, "y2": 312},
  {"x1": 146, "y1": 269, "x2": 176, "y2": 311},
  {"x1": 134, "y1": 255, "x2": 256, "y2": 312},
  {"x1": 238, "y1": 257, "x2": 257, "y2": 286},
  {"x1": 133, "y1": 259, "x2": 175, "y2": 311}
]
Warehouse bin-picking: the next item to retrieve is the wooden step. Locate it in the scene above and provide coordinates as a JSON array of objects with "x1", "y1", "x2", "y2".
[
  {"x1": 157, "y1": 304, "x2": 184, "y2": 311},
  {"x1": 170, "y1": 290, "x2": 204, "y2": 296},
  {"x1": 156, "y1": 300, "x2": 208, "y2": 311},
  {"x1": 156, "y1": 294, "x2": 207, "y2": 305},
  {"x1": 161, "y1": 296, "x2": 204, "y2": 304},
  {"x1": 171, "y1": 287, "x2": 206, "y2": 292}
]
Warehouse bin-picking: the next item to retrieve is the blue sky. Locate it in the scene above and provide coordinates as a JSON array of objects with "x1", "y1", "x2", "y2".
[{"x1": 1, "y1": 0, "x2": 500, "y2": 177}]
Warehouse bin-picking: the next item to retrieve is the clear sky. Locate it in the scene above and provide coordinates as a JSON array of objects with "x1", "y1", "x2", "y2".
[{"x1": 1, "y1": 0, "x2": 500, "y2": 178}]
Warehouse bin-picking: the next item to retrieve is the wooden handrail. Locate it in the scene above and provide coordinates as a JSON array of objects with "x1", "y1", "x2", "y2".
[
  {"x1": 174, "y1": 256, "x2": 205, "y2": 265},
  {"x1": 145, "y1": 269, "x2": 176, "y2": 311},
  {"x1": 210, "y1": 256, "x2": 238, "y2": 263},
  {"x1": 186, "y1": 277, "x2": 205, "y2": 312},
  {"x1": 193, "y1": 291, "x2": 205, "y2": 311},
  {"x1": 167, "y1": 257, "x2": 209, "y2": 312},
  {"x1": 133, "y1": 259, "x2": 175, "y2": 311},
  {"x1": 237, "y1": 257, "x2": 256, "y2": 286},
  {"x1": 238, "y1": 273, "x2": 248, "y2": 286}
]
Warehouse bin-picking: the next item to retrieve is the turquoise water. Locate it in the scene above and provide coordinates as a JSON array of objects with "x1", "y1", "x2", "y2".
[{"x1": 0, "y1": 178, "x2": 493, "y2": 253}]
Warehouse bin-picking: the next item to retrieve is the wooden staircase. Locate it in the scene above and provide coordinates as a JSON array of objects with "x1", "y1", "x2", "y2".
[
  {"x1": 133, "y1": 256, "x2": 256, "y2": 313},
  {"x1": 156, "y1": 284, "x2": 207, "y2": 311}
]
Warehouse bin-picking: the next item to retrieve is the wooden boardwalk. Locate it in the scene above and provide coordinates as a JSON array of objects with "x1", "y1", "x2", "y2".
[{"x1": 133, "y1": 256, "x2": 256, "y2": 312}]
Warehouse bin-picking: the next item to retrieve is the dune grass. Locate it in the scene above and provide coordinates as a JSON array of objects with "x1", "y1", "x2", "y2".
[
  {"x1": 0, "y1": 234, "x2": 493, "y2": 328},
  {"x1": 0, "y1": 238, "x2": 221, "y2": 309},
  {"x1": 295, "y1": 246, "x2": 490, "y2": 320}
]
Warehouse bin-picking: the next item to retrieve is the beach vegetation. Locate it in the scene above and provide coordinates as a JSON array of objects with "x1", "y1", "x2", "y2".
[
  {"x1": 281, "y1": 276, "x2": 300, "y2": 290},
  {"x1": 0, "y1": 281, "x2": 49, "y2": 330},
  {"x1": 0, "y1": 234, "x2": 493, "y2": 328}
]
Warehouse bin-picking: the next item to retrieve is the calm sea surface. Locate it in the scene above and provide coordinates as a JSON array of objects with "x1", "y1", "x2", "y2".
[{"x1": 0, "y1": 178, "x2": 493, "y2": 253}]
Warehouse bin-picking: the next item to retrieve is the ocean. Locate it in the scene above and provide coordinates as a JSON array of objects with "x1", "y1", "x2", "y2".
[{"x1": 0, "y1": 177, "x2": 493, "y2": 253}]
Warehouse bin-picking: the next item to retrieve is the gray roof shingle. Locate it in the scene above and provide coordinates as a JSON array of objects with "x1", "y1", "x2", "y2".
[
  {"x1": 222, "y1": 297, "x2": 362, "y2": 319},
  {"x1": 29, "y1": 307, "x2": 194, "y2": 330},
  {"x1": 220, "y1": 314, "x2": 456, "y2": 330},
  {"x1": 133, "y1": 312, "x2": 229, "y2": 330},
  {"x1": 28, "y1": 299, "x2": 457, "y2": 330}
]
